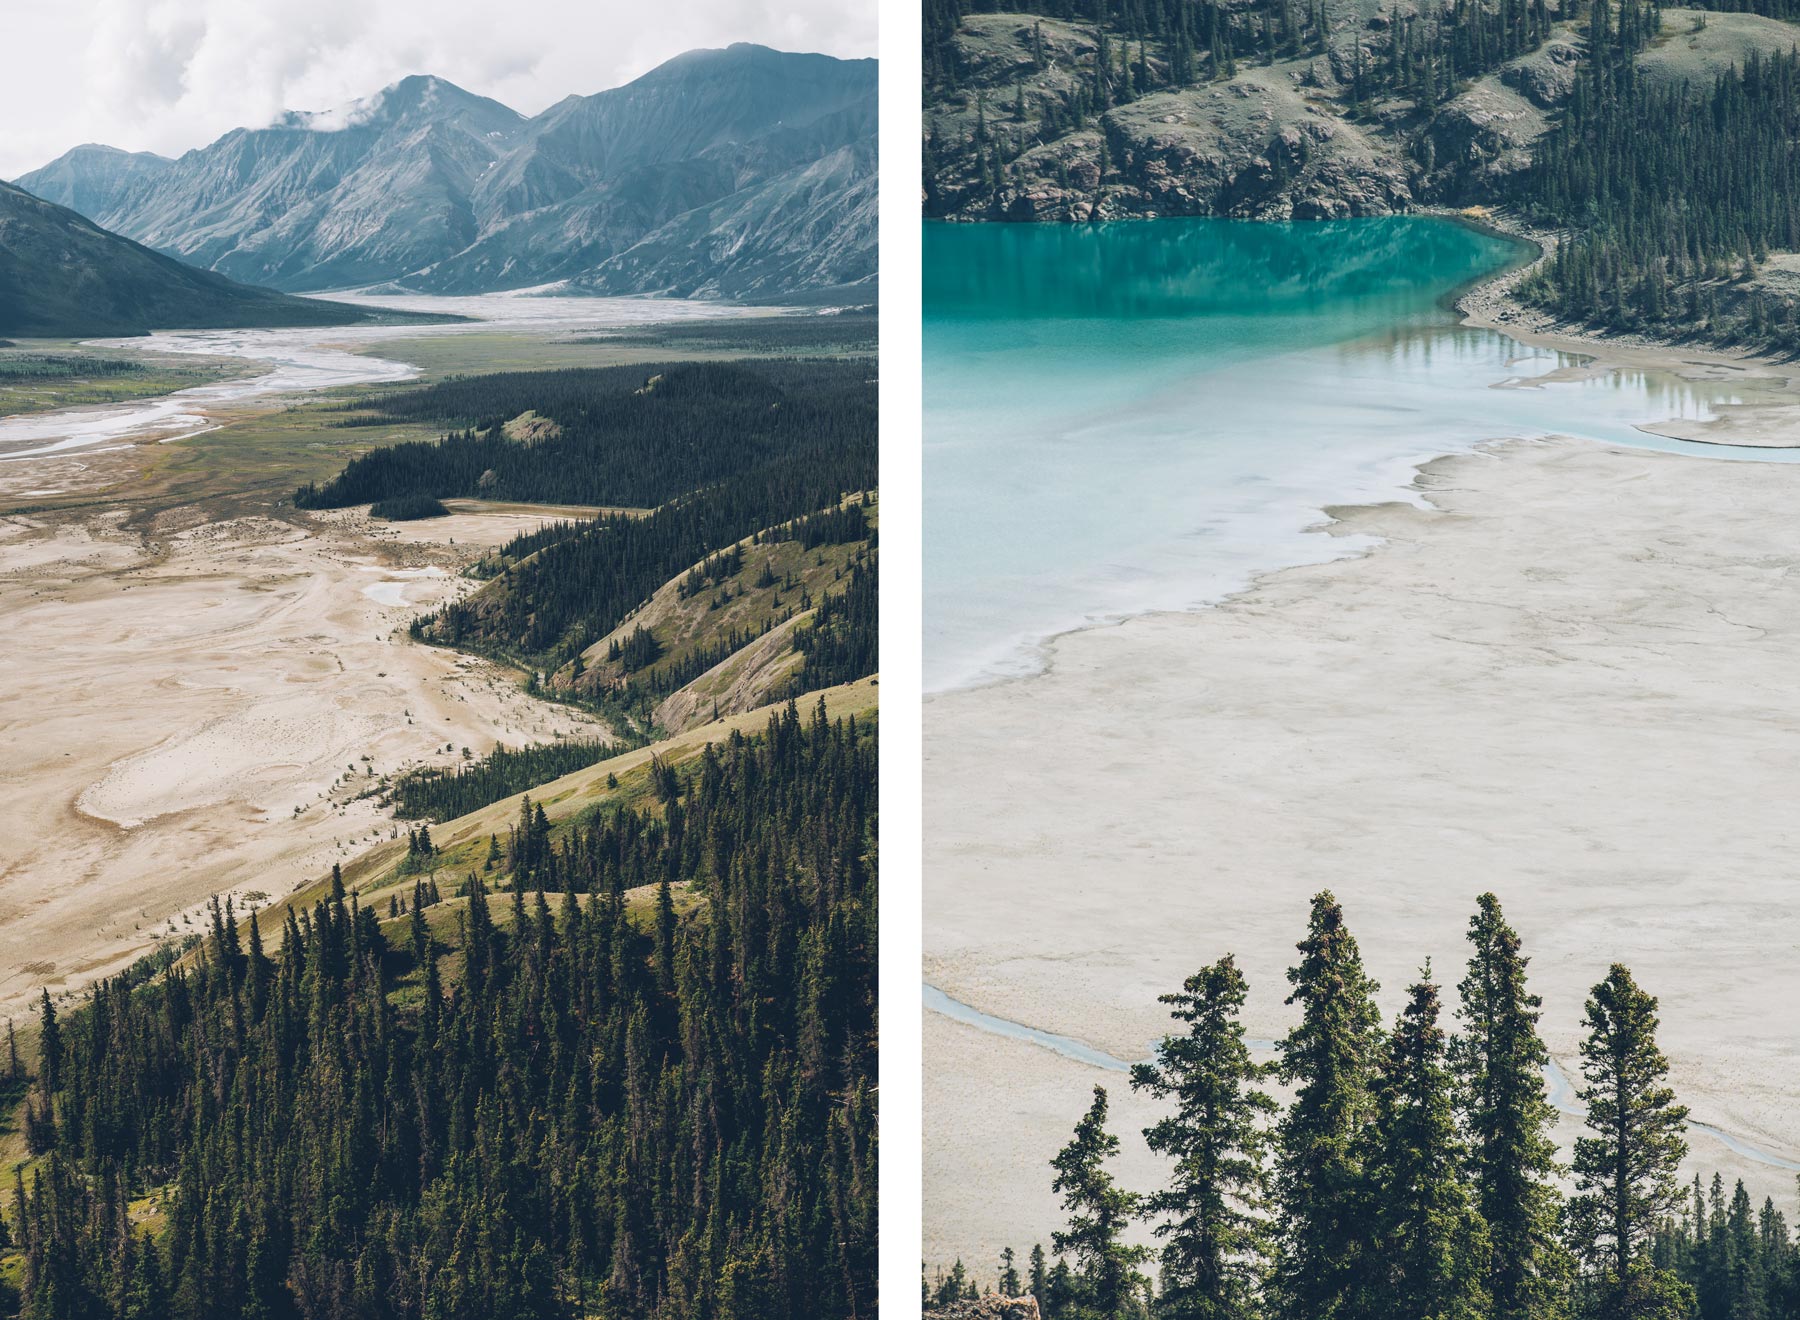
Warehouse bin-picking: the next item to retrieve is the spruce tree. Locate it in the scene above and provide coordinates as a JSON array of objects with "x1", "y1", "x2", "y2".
[
  {"x1": 35, "y1": 990, "x2": 59, "y2": 1094},
  {"x1": 1271, "y1": 891, "x2": 1384, "y2": 1320},
  {"x1": 1000, "y1": 1246, "x2": 1022, "y2": 1296},
  {"x1": 1051, "y1": 1085, "x2": 1149, "y2": 1319},
  {"x1": 1362, "y1": 972, "x2": 1490, "y2": 1320},
  {"x1": 1452, "y1": 893, "x2": 1568, "y2": 1319},
  {"x1": 1030, "y1": 1243, "x2": 1050, "y2": 1309},
  {"x1": 1568, "y1": 964, "x2": 1692, "y2": 1320},
  {"x1": 1130, "y1": 954, "x2": 1276, "y2": 1320}
]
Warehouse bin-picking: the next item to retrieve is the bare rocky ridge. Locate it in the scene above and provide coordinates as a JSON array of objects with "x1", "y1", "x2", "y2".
[
  {"x1": 15, "y1": 46, "x2": 877, "y2": 300},
  {"x1": 11, "y1": 143, "x2": 172, "y2": 223}
]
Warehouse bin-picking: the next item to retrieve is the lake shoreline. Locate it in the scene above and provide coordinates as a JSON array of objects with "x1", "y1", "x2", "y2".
[{"x1": 1437, "y1": 205, "x2": 1800, "y2": 427}]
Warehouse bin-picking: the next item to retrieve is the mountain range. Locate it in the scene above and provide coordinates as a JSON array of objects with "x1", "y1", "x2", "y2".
[
  {"x1": 14, "y1": 45, "x2": 877, "y2": 301},
  {"x1": 0, "y1": 180, "x2": 371, "y2": 337}
]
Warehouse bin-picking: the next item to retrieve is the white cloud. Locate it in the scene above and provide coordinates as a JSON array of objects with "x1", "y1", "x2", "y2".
[{"x1": 0, "y1": 0, "x2": 876, "y2": 179}]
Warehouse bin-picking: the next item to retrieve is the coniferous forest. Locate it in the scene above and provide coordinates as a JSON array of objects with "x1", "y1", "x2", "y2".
[
  {"x1": 287, "y1": 354, "x2": 877, "y2": 752},
  {"x1": 293, "y1": 359, "x2": 879, "y2": 688},
  {"x1": 1517, "y1": 38, "x2": 1800, "y2": 349},
  {"x1": 413, "y1": 496, "x2": 873, "y2": 675},
  {"x1": 2, "y1": 703, "x2": 877, "y2": 1320},
  {"x1": 387, "y1": 738, "x2": 619, "y2": 822},
  {"x1": 938, "y1": 892, "x2": 1800, "y2": 1320},
  {"x1": 294, "y1": 361, "x2": 875, "y2": 513}
]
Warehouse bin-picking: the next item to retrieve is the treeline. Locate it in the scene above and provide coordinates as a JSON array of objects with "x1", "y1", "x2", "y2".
[
  {"x1": 923, "y1": 0, "x2": 1571, "y2": 219},
  {"x1": 1516, "y1": 24, "x2": 1800, "y2": 348},
  {"x1": 413, "y1": 485, "x2": 874, "y2": 673},
  {"x1": 960, "y1": 891, "x2": 1800, "y2": 1320},
  {"x1": 386, "y1": 736, "x2": 617, "y2": 822},
  {"x1": 795, "y1": 554, "x2": 878, "y2": 695},
  {"x1": 467, "y1": 518, "x2": 591, "y2": 580},
  {"x1": 369, "y1": 494, "x2": 447, "y2": 521},
  {"x1": 5, "y1": 702, "x2": 877, "y2": 1320},
  {"x1": 0, "y1": 355, "x2": 146, "y2": 381},
  {"x1": 1343, "y1": 0, "x2": 1561, "y2": 115},
  {"x1": 293, "y1": 360, "x2": 875, "y2": 512}
]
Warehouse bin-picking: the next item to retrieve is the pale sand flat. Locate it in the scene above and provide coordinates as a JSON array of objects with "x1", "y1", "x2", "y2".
[
  {"x1": 926, "y1": 435, "x2": 1800, "y2": 1274},
  {"x1": 0, "y1": 505, "x2": 610, "y2": 1018}
]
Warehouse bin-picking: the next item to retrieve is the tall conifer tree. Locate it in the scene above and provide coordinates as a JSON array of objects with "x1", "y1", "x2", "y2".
[
  {"x1": 1051, "y1": 1086, "x2": 1149, "y2": 1319},
  {"x1": 1453, "y1": 892, "x2": 1568, "y2": 1319},
  {"x1": 1271, "y1": 891, "x2": 1384, "y2": 1320},
  {"x1": 1363, "y1": 972, "x2": 1491, "y2": 1320},
  {"x1": 1568, "y1": 964, "x2": 1691, "y2": 1320},
  {"x1": 1130, "y1": 954, "x2": 1276, "y2": 1320}
]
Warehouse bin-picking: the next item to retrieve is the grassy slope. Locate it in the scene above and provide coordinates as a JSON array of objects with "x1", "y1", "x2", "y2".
[
  {"x1": 269, "y1": 676, "x2": 877, "y2": 925},
  {"x1": 555, "y1": 494, "x2": 876, "y2": 732}
]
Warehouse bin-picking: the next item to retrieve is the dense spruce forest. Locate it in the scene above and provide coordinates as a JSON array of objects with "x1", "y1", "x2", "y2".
[
  {"x1": 369, "y1": 494, "x2": 450, "y2": 522},
  {"x1": 0, "y1": 356, "x2": 146, "y2": 382},
  {"x1": 794, "y1": 556, "x2": 879, "y2": 695},
  {"x1": 294, "y1": 361, "x2": 874, "y2": 513},
  {"x1": 934, "y1": 892, "x2": 1800, "y2": 1320},
  {"x1": 387, "y1": 737, "x2": 618, "y2": 822},
  {"x1": 2, "y1": 702, "x2": 876, "y2": 1320},
  {"x1": 1518, "y1": 39, "x2": 1800, "y2": 349}
]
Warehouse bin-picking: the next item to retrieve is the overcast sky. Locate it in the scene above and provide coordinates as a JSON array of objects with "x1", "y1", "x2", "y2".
[{"x1": 0, "y1": 0, "x2": 878, "y2": 179}]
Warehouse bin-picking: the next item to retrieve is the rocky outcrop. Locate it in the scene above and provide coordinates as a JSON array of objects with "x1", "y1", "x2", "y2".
[
  {"x1": 928, "y1": 5, "x2": 1800, "y2": 227},
  {"x1": 924, "y1": 1297, "x2": 1044, "y2": 1320},
  {"x1": 1420, "y1": 74, "x2": 1549, "y2": 201},
  {"x1": 924, "y1": 15, "x2": 1418, "y2": 223},
  {"x1": 1500, "y1": 37, "x2": 1584, "y2": 107}
]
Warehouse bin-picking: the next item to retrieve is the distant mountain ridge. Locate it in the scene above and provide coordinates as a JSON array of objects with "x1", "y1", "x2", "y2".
[
  {"x1": 13, "y1": 144, "x2": 172, "y2": 224},
  {"x1": 14, "y1": 45, "x2": 877, "y2": 300},
  {"x1": 0, "y1": 180, "x2": 373, "y2": 337}
]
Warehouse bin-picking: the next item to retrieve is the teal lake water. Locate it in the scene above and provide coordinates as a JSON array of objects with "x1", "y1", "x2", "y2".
[{"x1": 924, "y1": 216, "x2": 1792, "y2": 692}]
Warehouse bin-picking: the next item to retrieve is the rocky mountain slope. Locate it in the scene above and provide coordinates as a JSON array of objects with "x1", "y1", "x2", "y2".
[
  {"x1": 922, "y1": 6, "x2": 1794, "y2": 223},
  {"x1": 13, "y1": 144, "x2": 171, "y2": 224},
  {"x1": 0, "y1": 181, "x2": 371, "y2": 337},
  {"x1": 16, "y1": 45, "x2": 877, "y2": 300}
]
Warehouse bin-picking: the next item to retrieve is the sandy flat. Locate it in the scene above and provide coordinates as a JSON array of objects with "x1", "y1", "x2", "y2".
[
  {"x1": 926, "y1": 435, "x2": 1800, "y2": 1274},
  {"x1": 338, "y1": 499, "x2": 642, "y2": 552},
  {"x1": 0, "y1": 504, "x2": 609, "y2": 1020}
]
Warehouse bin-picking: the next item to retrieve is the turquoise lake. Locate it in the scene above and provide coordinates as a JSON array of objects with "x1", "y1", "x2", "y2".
[{"x1": 924, "y1": 217, "x2": 1792, "y2": 692}]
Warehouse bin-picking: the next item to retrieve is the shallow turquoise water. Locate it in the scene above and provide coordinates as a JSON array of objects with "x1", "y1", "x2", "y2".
[{"x1": 924, "y1": 217, "x2": 1790, "y2": 691}]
